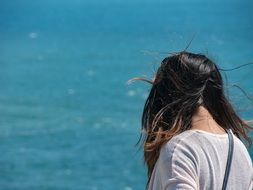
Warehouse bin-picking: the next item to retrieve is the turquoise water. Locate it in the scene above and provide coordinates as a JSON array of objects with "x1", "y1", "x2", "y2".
[{"x1": 0, "y1": 0, "x2": 253, "y2": 189}]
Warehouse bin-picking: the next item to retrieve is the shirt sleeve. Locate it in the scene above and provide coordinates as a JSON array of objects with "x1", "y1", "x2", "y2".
[{"x1": 159, "y1": 140, "x2": 199, "y2": 190}]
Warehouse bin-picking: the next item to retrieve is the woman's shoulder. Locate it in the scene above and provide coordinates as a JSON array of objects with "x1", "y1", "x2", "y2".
[
  {"x1": 161, "y1": 129, "x2": 231, "y2": 153},
  {"x1": 159, "y1": 129, "x2": 229, "y2": 160},
  {"x1": 158, "y1": 130, "x2": 201, "y2": 174},
  {"x1": 160, "y1": 130, "x2": 199, "y2": 160},
  {"x1": 160, "y1": 129, "x2": 251, "y2": 164},
  {"x1": 163, "y1": 130, "x2": 199, "y2": 149}
]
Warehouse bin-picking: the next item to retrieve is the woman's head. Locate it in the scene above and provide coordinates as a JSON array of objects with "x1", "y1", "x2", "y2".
[{"x1": 130, "y1": 51, "x2": 253, "y2": 188}]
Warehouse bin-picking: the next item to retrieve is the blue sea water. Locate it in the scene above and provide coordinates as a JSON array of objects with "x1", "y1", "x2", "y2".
[{"x1": 0, "y1": 0, "x2": 253, "y2": 189}]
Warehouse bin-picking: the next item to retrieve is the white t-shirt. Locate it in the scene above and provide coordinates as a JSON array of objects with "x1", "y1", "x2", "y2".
[{"x1": 148, "y1": 129, "x2": 253, "y2": 190}]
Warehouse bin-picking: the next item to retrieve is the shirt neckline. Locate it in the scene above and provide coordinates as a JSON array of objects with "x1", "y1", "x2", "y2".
[{"x1": 188, "y1": 129, "x2": 229, "y2": 138}]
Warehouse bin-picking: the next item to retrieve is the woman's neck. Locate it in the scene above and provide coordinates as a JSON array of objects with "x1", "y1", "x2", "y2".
[{"x1": 190, "y1": 105, "x2": 226, "y2": 134}]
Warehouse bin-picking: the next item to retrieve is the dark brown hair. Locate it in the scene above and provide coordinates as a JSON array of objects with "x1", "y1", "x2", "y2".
[{"x1": 129, "y1": 51, "x2": 253, "y2": 189}]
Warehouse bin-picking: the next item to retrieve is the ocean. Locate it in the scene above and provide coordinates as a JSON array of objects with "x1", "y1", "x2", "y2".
[{"x1": 0, "y1": 0, "x2": 253, "y2": 189}]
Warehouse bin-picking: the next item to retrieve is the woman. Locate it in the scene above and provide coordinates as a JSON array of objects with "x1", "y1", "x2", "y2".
[{"x1": 130, "y1": 51, "x2": 253, "y2": 189}]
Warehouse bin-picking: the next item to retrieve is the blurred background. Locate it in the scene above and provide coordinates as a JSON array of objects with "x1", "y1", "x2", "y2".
[{"x1": 0, "y1": 0, "x2": 253, "y2": 189}]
